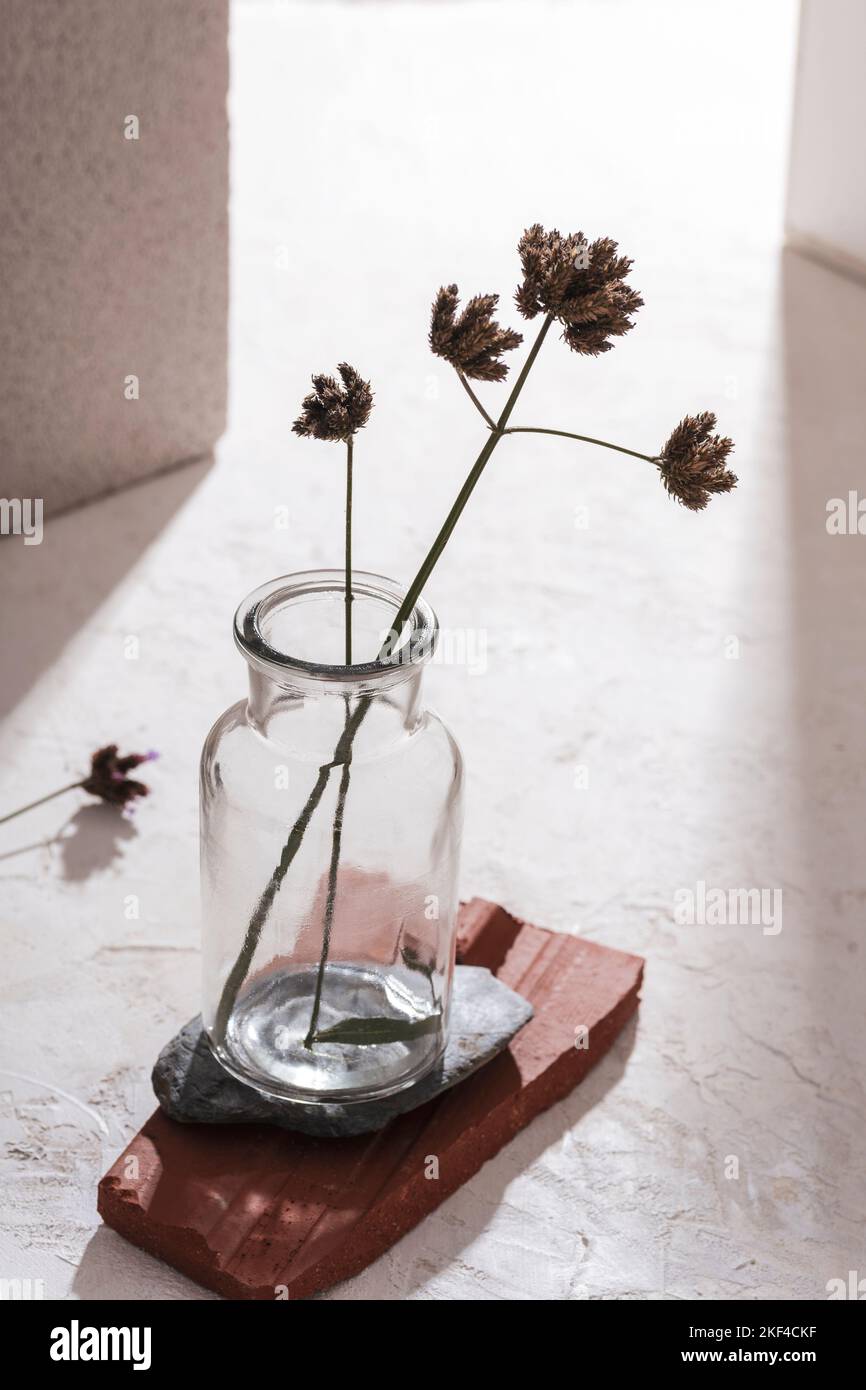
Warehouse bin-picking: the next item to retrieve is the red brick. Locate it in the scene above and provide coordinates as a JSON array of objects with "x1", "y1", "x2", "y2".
[{"x1": 97, "y1": 899, "x2": 643, "y2": 1299}]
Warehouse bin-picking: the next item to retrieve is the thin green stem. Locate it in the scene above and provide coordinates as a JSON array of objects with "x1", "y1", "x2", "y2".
[
  {"x1": 457, "y1": 371, "x2": 496, "y2": 430},
  {"x1": 306, "y1": 438, "x2": 353, "y2": 1040},
  {"x1": 503, "y1": 425, "x2": 657, "y2": 464},
  {"x1": 345, "y1": 438, "x2": 353, "y2": 666},
  {"x1": 213, "y1": 699, "x2": 368, "y2": 1042},
  {"x1": 382, "y1": 315, "x2": 554, "y2": 657},
  {"x1": 0, "y1": 782, "x2": 83, "y2": 826},
  {"x1": 304, "y1": 701, "x2": 353, "y2": 1048},
  {"x1": 214, "y1": 765, "x2": 331, "y2": 1042}
]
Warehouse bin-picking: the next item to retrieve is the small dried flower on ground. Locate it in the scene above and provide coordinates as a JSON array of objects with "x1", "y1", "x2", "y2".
[
  {"x1": 655, "y1": 412, "x2": 737, "y2": 511},
  {"x1": 515, "y1": 223, "x2": 643, "y2": 355},
  {"x1": 82, "y1": 745, "x2": 156, "y2": 808},
  {"x1": 0, "y1": 744, "x2": 157, "y2": 826},
  {"x1": 429, "y1": 284, "x2": 523, "y2": 382},
  {"x1": 292, "y1": 363, "x2": 373, "y2": 442}
]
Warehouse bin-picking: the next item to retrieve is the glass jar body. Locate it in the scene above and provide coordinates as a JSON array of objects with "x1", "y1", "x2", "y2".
[{"x1": 200, "y1": 572, "x2": 464, "y2": 1106}]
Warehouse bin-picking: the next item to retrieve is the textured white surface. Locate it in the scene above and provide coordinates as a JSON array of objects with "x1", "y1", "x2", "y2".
[
  {"x1": 0, "y1": 0, "x2": 228, "y2": 514},
  {"x1": 2, "y1": 0, "x2": 865, "y2": 1301}
]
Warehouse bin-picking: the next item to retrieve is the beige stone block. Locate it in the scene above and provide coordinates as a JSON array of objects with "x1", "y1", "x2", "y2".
[{"x1": 0, "y1": 0, "x2": 229, "y2": 514}]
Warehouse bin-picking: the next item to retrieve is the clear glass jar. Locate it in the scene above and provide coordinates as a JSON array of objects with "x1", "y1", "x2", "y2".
[{"x1": 200, "y1": 570, "x2": 464, "y2": 1106}]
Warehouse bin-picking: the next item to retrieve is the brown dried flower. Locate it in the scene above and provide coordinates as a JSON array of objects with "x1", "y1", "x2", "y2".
[
  {"x1": 655, "y1": 412, "x2": 737, "y2": 511},
  {"x1": 292, "y1": 363, "x2": 373, "y2": 442},
  {"x1": 82, "y1": 745, "x2": 156, "y2": 808},
  {"x1": 515, "y1": 223, "x2": 643, "y2": 355},
  {"x1": 429, "y1": 284, "x2": 523, "y2": 382}
]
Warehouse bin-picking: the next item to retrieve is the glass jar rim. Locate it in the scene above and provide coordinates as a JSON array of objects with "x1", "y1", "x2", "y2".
[{"x1": 234, "y1": 569, "x2": 439, "y2": 690}]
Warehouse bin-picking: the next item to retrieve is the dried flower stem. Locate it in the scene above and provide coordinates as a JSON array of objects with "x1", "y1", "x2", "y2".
[
  {"x1": 383, "y1": 313, "x2": 555, "y2": 649},
  {"x1": 213, "y1": 707, "x2": 365, "y2": 1042},
  {"x1": 345, "y1": 438, "x2": 353, "y2": 665},
  {"x1": 0, "y1": 782, "x2": 83, "y2": 826},
  {"x1": 503, "y1": 426, "x2": 657, "y2": 463},
  {"x1": 457, "y1": 371, "x2": 496, "y2": 430},
  {"x1": 304, "y1": 702, "x2": 353, "y2": 1049},
  {"x1": 214, "y1": 771, "x2": 329, "y2": 1042}
]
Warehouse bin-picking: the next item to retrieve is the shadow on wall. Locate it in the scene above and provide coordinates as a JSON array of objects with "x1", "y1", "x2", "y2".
[{"x1": 0, "y1": 454, "x2": 212, "y2": 720}]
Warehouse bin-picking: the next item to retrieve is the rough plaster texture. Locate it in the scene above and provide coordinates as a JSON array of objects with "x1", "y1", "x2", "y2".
[
  {"x1": 1, "y1": 0, "x2": 864, "y2": 1301},
  {"x1": 0, "y1": 0, "x2": 229, "y2": 515}
]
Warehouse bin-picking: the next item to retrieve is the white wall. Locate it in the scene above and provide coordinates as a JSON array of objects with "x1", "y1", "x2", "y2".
[{"x1": 786, "y1": 0, "x2": 866, "y2": 278}]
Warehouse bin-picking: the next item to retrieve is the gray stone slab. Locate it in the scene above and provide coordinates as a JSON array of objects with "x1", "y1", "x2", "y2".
[{"x1": 153, "y1": 965, "x2": 533, "y2": 1138}]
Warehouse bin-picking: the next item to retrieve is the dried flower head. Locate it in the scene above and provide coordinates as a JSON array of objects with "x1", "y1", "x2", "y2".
[
  {"x1": 515, "y1": 223, "x2": 643, "y2": 356},
  {"x1": 82, "y1": 745, "x2": 157, "y2": 808},
  {"x1": 655, "y1": 412, "x2": 737, "y2": 511},
  {"x1": 292, "y1": 363, "x2": 373, "y2": 442},
  {"x1": 429, "y1": 284, "x2": 523, "y2": 382}
]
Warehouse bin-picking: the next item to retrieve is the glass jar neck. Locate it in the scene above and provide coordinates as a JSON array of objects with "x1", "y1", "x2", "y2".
[
  {"x1": 235, "y1": 570, "x2": 437, "y2": 760},
  {"x1": 246, "y1": 665, "x2": 426, "y2": 759}
]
